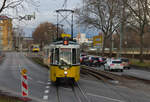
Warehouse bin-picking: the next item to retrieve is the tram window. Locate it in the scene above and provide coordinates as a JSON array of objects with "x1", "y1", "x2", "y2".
[
  {"x1": 77, "y1": 49, "x2": 80, "y2": 63},
  {"x1": 72, "y1": 49, "x2": 76, "y2": 64},
  {"x1": 51, "y1": 49, "x2": 54, "y2": 64},
  {"x1": 47, "y1": 49, "x2": 49, "y2": 57},
  {"x1": 54, "y1": 48, "x2": 59, "y2": 64}
]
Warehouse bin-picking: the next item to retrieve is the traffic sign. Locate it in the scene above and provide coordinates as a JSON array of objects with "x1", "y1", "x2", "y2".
[
  {"x1": 21, "y1": 68, "x2": 27, "y2": 75},
  {"x1": 93, "y1": 35, "x2": 103, "y2": 47}
]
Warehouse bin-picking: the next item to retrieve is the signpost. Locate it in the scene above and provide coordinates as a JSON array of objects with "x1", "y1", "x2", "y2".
[
  {"x1": 93, "y1": 35, "x2": 103, "y2": 47},
  {"x1": 93, "y1": 34, "x2": 103, "y2": 55}
]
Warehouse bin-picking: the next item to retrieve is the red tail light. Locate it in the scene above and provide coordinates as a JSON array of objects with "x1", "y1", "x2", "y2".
[
  {"x1": 99, "y1": 60, "x2": 102, "y2": 62},
  {"x1": 110, "y1": 64, "x2": 114, "y2": 66},
  {"x1": 120, "y1": 64, "x2": 124, "y2": 66}
]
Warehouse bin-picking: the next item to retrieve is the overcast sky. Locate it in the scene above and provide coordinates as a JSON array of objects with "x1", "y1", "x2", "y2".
[
  {"x1": 2, "y1": 0, "x2": 98, "y2": 37},
  {"x1": 19, "y1": 0, "x2": 82, "y2": 36}
]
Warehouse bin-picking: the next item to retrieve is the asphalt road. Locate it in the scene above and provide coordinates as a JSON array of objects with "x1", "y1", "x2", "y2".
[
  {"x1": 92, "y1": 65, "x2": 150, "y2": 81},
  {"x1": 0, "y1": 52, "x2": 150, "y2": 102},
  {"x1": 0, "y1": 52, "x2": 49, "y2": 102}
]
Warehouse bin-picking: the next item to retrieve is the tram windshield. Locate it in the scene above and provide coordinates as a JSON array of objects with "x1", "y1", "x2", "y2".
[{"x1": 59, "y1": 48, "x2": 72, "y2": 65}]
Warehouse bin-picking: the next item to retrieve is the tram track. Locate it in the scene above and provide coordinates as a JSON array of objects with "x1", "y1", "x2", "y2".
[
  {"x1": 56, "y1": 86, "x2": 62, "y2": 102},
  {"x1": 81, "y1": 65, "x2": 116, "y2": 82},
  {"x1": 55, "y1": 80, "x2": 90, "y2": 102},
  {"x1": 81, "y1": 65, "x2": 150, "y2": 86}
]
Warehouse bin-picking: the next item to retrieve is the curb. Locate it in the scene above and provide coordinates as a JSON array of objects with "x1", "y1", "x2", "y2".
[{"x1": 131, "y1": 65, "x2": 150, "y2": 72}]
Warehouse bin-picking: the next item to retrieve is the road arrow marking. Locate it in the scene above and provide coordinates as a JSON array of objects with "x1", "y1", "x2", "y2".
[{"x1": 87, "y1": 93, "x2": 125, "y2": 102}]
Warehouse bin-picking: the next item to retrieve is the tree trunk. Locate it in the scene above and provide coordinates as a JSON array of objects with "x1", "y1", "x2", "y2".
[
  {"x1": 140, "y1": 33, "x2": 144, "y2": 63},
  {"x1": 109, "y1": 37, "x2": 113, "y2": 57},
  {"x1": 0, "y1": 0, "x2": 7, "y2": 14},
  {"x1": 102, "y1": 36, "x2": 106, "y2": 56}
]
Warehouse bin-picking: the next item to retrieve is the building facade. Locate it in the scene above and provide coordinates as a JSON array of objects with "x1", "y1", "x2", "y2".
[
  {"x1": 0, "y1": 15, "x2": 13, "y2": 51},
  {"x1": 75, "y1": 33, "x2": 88, "y2": 44}
]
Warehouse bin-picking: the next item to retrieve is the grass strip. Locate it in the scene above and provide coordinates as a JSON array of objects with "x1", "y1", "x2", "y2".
[
  {"x1": 0, "y1": 95, "x2": 22, "y2": 102},
  {"x1": 29, "y1": 57, "x2": 49, "y2": 69},
  {"x1": 130, "y1": 59, "x2": 150, "y2": 69}
]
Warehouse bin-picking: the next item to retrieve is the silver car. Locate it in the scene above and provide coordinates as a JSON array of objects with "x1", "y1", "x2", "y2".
[{"x1": 104, "y1": 59, "x2": 124, "y2": 72}]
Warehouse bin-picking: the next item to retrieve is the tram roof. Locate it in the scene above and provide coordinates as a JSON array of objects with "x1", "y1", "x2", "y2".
[
  {"x1": 52, "y1": 40, "x2": 78, "y2": 45},
  {"x1": 50, "y1": 41, "x2": 80, "y2": 48},
  {"x1": 43, "y1": 40, "x2": 80, "y2": 49}
]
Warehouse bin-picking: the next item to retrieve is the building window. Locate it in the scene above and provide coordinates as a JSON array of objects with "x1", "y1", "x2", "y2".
[
  {"x1": 0, "y1": 31, "x2": 2, "y2": 36},
  {"x1": 0, "y1": 26, "x2": 3, "y2": 31},
  {"x1": 0, "y1": 20, "x2": 3, "y2": 24}
]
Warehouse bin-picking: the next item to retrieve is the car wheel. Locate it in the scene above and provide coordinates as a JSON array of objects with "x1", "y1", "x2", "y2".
[
  {"x1": 103, "y1": 65, "x2": 106, "y2": 70},
  {"x1": 108, "y1": 67, "x2": 111, "y2": 71}
]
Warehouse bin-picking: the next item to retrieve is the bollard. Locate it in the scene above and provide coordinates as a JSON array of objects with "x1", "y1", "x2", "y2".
[{"x1": 21, "y1": 69, "x2": 29, "y2": 101}]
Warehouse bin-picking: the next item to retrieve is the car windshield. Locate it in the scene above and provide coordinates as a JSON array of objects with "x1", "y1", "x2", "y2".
[
  {"x1": 122, "y1": 59, "x2": 129, "y2": 62},
  {"x1": 112, "y1": 61, "x2": 122, "y2": 64},
  {"x1": 59, "y1": 48, "x2": 71, "y2": 65},
  {"x1": 94, "y1": 57, "x2": 99, "y2": 60}
]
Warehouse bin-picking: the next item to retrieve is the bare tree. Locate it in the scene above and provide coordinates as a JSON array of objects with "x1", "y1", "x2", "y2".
[
  {"x1": 76, "y1": 0, "x2": 121, "y2": 56},
  {"x1": 0, "y1": 0, "x2": 38, "y2": 14},
  {"x1": 124, "y1": 0, "x2": 150, "y2": 62},
  {"x1": 32, "y1": 22, "x2": 63, "y2": 49}
]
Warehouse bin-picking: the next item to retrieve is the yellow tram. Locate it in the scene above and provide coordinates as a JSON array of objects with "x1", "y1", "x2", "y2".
[
  {"x1": 31, "y1": 44, "x2": 40, "y2": 52},
  {"x1": 43, "y1": 36, "x2": 80, "y2": 82}
]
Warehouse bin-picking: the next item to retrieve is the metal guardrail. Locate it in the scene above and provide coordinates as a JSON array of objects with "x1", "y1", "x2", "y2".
[{"x1": 85, "y1": 48, "x2": 150, "y2": 55}]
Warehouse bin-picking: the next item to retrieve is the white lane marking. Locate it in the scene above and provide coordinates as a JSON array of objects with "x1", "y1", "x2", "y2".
[
  {"x1": 47, "y1": 82, "x2": 51, "y2": 85},
  {"x1": 87, "y1": 93, "x2": 125, "y2": 102},
  {"x1": 46, "y1": 86, "x2": 50, "y2": 88},
  {"x1": 44, "y1": 90, "x2": 49, "y2": 94},
  {"x1": 37, "y1": 81, "x2": 46, "y2": 84},
  {"x1": 43, "y1": 95, "x2": 48, "y2": 100}
]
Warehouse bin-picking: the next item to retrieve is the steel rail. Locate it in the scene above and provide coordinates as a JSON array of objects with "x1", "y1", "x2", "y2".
[{"x1": 56, "y1": 86, "x2": 62, "y2": 102}]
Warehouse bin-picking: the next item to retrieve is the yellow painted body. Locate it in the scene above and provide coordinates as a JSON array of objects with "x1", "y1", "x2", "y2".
[
  {"x1": 50, "y1": 65, "x2": 80, "y2": 82},
  {"x1": 32, "y1": 48, "x2": 40, "y2": 52}
]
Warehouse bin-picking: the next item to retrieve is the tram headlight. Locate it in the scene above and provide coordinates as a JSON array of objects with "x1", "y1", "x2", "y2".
[{"x1": 64, "y1": 71, "x2": 68, "y2": 75}]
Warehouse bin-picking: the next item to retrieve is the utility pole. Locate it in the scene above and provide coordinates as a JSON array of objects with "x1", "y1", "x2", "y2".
[
  {"x1": 0, "y1": 33, "x2": 2, "y2": 55},
  {"x1": 119, "y1": 3, "x2": 125, "y2": 58},
  {"x1": 120, "y1": 20, "x2": 123, "y2": 57}
]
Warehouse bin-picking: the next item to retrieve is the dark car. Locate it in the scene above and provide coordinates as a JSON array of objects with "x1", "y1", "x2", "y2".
[
  {"x1": 120, "y1": 58, "x2": 130, "y2": 69},
  {"x1": 83, "y1": 56, "x2": 99, "y2": 66},
  {"x1": 99, "y1": 57, "x2": 107, "y2": 65},
  {"x1": 80, "y1": 53, "x2": 87, "y2": 64}
]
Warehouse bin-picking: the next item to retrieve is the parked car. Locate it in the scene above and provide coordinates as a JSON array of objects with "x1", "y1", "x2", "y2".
[
  {"x1": 80, "y1": 56, "x2": 89, "y2": 65},
  {"x1": 82, "y1": 56, "x2": 100, "y2": 66},
  {"x1": 99, "y1": 57, "x2": 107, "y2": 65},
  {"x1": 104, "y1": 59, "x2": 124, "y2": 72},
  {"x1": 80, "y1": 53, "x2": 87, "y2": 64},
  {"x1": 120, "y1": 58, "x2": 130, "y2": 69}
]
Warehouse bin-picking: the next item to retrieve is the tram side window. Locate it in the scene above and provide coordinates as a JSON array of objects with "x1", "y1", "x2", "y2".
[
  {"x1": 54, "y1": 48, "x2": 59, "y2": 64},
  {"x1": 72, "y1": 49, "x2": 76, "y2": 64},
  {"x1": 50, "y1": 49, "x2": 54, "y2": 64},
  {"x1": 47, "y1": 49, "x2": 49, "y2": 58},
  {"x1": 77, "y1": 49, "x2": 80, "y2": 64}
]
